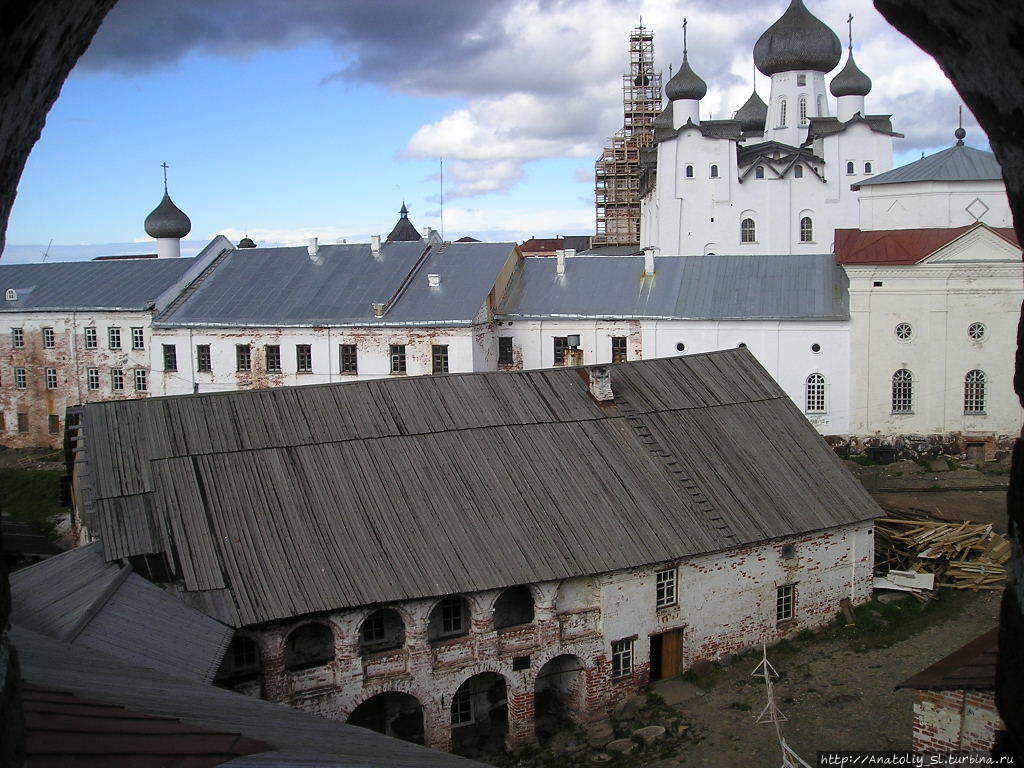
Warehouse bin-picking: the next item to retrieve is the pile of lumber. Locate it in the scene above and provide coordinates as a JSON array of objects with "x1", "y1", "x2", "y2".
[{"x1": 874, "y1": 509, "x2": 1010, "y2": 593}]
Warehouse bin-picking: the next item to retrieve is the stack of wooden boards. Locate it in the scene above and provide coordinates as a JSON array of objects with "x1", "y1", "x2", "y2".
[{"x1": 874, "y1": 508, "x2": 1010, "y2": 594}]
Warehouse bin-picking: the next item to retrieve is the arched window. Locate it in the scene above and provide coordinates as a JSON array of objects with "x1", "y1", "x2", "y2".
[
  {"x1": 892, "y1": 369, "x2": 913, "y2": 414},
  {"x1": 685, "y1": 164, "x2": 694, "y2": 178},
  {"x1": 360, "y1": 609, "x2": 406, "y2": 655},
  {"x1": 740, "y1": 218, "x2": 756, "y2": 243},
  {"x1": 710, "y1": 164, "x2": 719, "y2": 178},
  {"x1": 284, "y1": 622, "x2": 335, "y2": 670},
  {"x1": 215, "y1": 635, "x2": 262, "y2": 685},
  {"x1": 779, "y1": 99, "x2": 787, "y2": 127},
  {"x1": 493, "y1": 585, "x2": 535, "y2": 629},
  {"x1": 800, "y1": 216, "x2": 813, "y2": 242},
  {"x1": 964, "y1": 370, "x2": 986, "y2": 413},
  {"x1": 846, "y1": 161, "x2": 855, "y2": 175},
  {"x1": 805, "y1": 373, "x2": 826, "y2": 413},
  {"x1": 799, "y1": 96, "x2": 808, "y2": 125},
  {"x1": 428, "y1": 595, "x2": 470, "y2": 641},
  {"x1": 4, "y1": 289, "x2": 16, "y2": 301},
  {"x1": 864, "y1": 161, "x2": 873, "y2": 174},
  {"x1": 794, "y1": 165, "x2": 803, "y2": 178},
  {"x1": 817, "y1": 94, "x2": 825, "y2": 116},
  {"x1": 755, "y1": 166, "x2": 765, "y2": 179}
]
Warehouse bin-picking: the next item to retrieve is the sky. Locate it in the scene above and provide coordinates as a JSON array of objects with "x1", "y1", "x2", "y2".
[{"x1": 3, "y1": 0, "x2": 985, "y2": 261}]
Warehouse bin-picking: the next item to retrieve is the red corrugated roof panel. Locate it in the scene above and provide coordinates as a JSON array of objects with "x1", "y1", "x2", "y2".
[{"x1": 835, "y1": 223, "x2": 1019, "y2": 265}]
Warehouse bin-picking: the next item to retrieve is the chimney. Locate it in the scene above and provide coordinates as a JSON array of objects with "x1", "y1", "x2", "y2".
[
  {"x1": 556, "y1": 249, "x2": 566, "y2": 276},
  {"x1": 372, "y1": 302, "x2": 385, "y2": 318},
  {"x1": 307, "y1": 237, "x2": 318, "y2": 257},
  {"x1": 427, "y1": 273, "x2": 440, "y2": 288},
  {"x1": 371, "y1": 235, "x2": 382, "y2": 256},
  {"x1": 587, "y1": 365, "x2": 614, "y2": 402},
  {"x1": 643, "y1": 247, "x2": 655, "y2": 276}
]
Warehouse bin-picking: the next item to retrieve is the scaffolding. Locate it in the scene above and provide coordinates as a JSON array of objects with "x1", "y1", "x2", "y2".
[{"x1": 594, "y1": 25, "x2": 662, "y2": 247}]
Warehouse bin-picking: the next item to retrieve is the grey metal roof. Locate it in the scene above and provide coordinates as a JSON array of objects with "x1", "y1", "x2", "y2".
[
  {"x1": 155, "y1": 241, "x2": 517, "y2": 327},
  {"x1": 0, "y1": 257, "x2": 197, "y2": 312},
  {"x1": 804, "y1": 113, "x2": 900, "y2": 145},
  {"x1": 11, "y1": 541, "x2": 232, "y2": 683},
  {"x1": 386, "y1": 203, "x2": 423, "y2": 242},
  {"x1": 77, "y1": 350, "x2": 879, "y2": 628},
  {"x1": 497, "y1": 253, "x2": 848, "y2": 321},
  {"x1": 753, "y1": 0, "x2": 842, "y2": 75},
  {"x1": 853, "y1": 141, "x2": 1003, "y2": 188},
  {"x1": 14, "y1": 627, "x2": 484, "y2": 767}
]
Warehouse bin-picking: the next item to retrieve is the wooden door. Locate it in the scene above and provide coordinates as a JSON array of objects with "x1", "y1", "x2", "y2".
[{"x1": 660, "y1": 628, "x2": 684, "y2": 679}]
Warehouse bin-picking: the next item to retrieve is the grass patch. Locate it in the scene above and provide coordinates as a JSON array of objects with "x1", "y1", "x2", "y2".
[{"x1": 0, "y1": 468, "x2": 64, "y2": 539}]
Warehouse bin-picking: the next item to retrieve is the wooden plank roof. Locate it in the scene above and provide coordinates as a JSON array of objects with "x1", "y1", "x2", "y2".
[{"x1": 77, "y1": 349, "x2": 881, "y2": 628}]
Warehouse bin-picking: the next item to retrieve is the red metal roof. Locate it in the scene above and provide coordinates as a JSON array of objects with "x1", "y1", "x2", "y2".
[
  {"x1": 897, "y1": 627, "x2": 998, "y2": 692},
  {"x1": 835, "y1": 223, "x2": 1019, "y2": 265}
]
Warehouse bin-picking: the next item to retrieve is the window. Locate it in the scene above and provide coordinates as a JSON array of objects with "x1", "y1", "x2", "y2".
[
  {"x1": 11, "y1": 328, "x2": 23, "y2": 348},
  {"x1": 675, "y1": 342, "x2": 685, "y2": 352},
  {"x1": 84, "y1": 327, "x2": 97, "y2": 349},
  {"x1": 811, "y1": 343, "x2": 821, "y2": 353},
  {"x1": 864, "y1": 162, "x2": 873, "y2": 174},
  {"x1": 17, "y1": 412, "x2": 28, "y2": 433},
  {"x1": 611, "y1": 638, "x2": 634, "y2": 678},
  {"x1": 390, "y1": 344, "x2": 407, "y2": 374},
  {"x1": 846, "y1": 161, "x2": 855, "y2": 175},
  {"x1": 134, "y1": 368, "x2": 148, "y2": 392},
  {"x1": 0, "y1": 413, "x2": 4, "y2": 431},
  {"x1": 265, "y1": 345, "x2": 281, "y2": 372},
  {"x1": 197, "y1": 344, "x2": 211, "y2": 372},
  {"x1": 685, "y1": 164, "x2": 694, "y2": 178},
  {"x1": 14, "y1": 367, "x2": 26, "y2": 389},
  {"x1": 43, "y1": 327, "x2": 54, "y2": 348},
  {"x1": 779, "y1": 99, "x2": 787, "y2": 127},
  {"x1": 162, "y1": 344, "x2": 177, "y2": 372},
  {"x1": 296, "y1": 344, "x2": 312, "y2": 373},
  {"x1": 754, "y1": 165, "x2": 765, "y2": 179},
  {"x1": 236, "y1": 344, "x2": 251, "y2": 372},
  {"x1": 4, "y1": 289, "x2": 15, "y2": 301},
  {"x1": 87, "y1": 368, "x2": 100, "y2": 390},
  {"x1": 440, "y1": 596, "x2": 466, "y2": 636},
  {"x1": 656, "y1": 568, "x2": 677, "y2": 608},
  {"x1": 108, "y1": 327, "x2": 121, "y2": 350},
  {"x1": 799, "y1": 96, "x2": 808, "y2": 125},
  {"x1": 894, "y1": 322, "x2": 913, "y2": 341},
  {"x1": 740, "y1": 218, "x2": 756, "y2": 243},
  {"x1": 284, "y1": 623, "x2": 335, "y2": 671},
  {"x1": 794, "y1": 164, "x2": 803, "y2": 178},
  {"x1": 817, "y1": 94, "x2": 825, "y2": 116},
  {"x1": 892, "y1": 369, "x2": 913, "y2": 413},
  {"x1": 799, "y1": 216, "x2": 813, "y2": 242},
  {"x1": 805, "y1": 373, "x2": 826, "y2": 413},
  {"x1": 131, "y1": 327, "x2": 144, "y2": 350},
  {"x1": 553, "y1": 336, "x2": 568, "y2": 366},
  {"x1": 431, "y1": 344, "x2": 449, "y2": 374},
  {"x1": 611, "y1": 336, "x2": 627, "y2": 364},
  {"x1": 339, "y1": 344, "x2": 357, "y2": 374},
  {"x1": 45, "y1": 368, "x2": 57, "y2": 389},
  {"x1": 360, "y1": 609, "x2": 406, "y2": 654},
  {"x1": 710, "y1": 164, "x2": 719, "y2": 178},
  {"x1": 497, "y1": 336, "x2": 514, "y2": 366},
  {"x1": 776, "y1": 584, "x2": 795, "y2": 623},
  {"x1": 968, "y1": 322, "x2": 986, "y2": 341},
  {"x1": 217, "y1": 636, "x2": 261, "y2": 683},
  {"x1": 48, "y1": 414, "x2": 60, "y2": 435},
  {"x1": 111, "y1": 368, "x2": 124, "y2": 391},
  {"x1": 797, "y1": 74, "x2": 806, "y2": 86},
  {"x1": 964, "y1": 370, "x2": 986, "y2": 413},
  {"x1": 451, "y1": 688, "x2": 473, "y2": 726}
]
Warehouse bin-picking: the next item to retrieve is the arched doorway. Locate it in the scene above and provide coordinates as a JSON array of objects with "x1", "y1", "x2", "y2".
[
  {"x1": 534, "y1": 654, "x2": 585, "y2": 743},
  {"x1": 347, "y1": 692, "x2": 425, "y2": 745},
  {"x1": 450, "y1": 672, "x2": 508, "y2": 757}
]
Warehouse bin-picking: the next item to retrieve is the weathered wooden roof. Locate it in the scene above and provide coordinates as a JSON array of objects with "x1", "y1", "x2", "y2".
[{"x1": 77, "y1": 350, "x2": 880, "y2": 627}]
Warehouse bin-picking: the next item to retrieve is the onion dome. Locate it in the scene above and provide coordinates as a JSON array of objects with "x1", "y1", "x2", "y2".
[
  {"x1": 665, "y1": 56, "x2": 707, "y2": 101},
  {"x1": 753, "y1": 0, "x2": 842, "y2": 76},
  {"x1": 830, "y1": 53, "x2": 872, "y2": 96},
  {"x1": 144, "y1": 192, "x2": 191, "y2": 239},
  {"x1": 734, "y1": 90, "x2": 768, "y2": 132},
  {"x1": 237, "y1": 236, "x2": 256, "y2": 248}
]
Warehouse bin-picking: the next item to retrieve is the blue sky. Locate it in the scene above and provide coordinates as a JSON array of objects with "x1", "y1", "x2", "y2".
[{"x1": 4, "y1": 0, "x2": 983, "y2": 260}]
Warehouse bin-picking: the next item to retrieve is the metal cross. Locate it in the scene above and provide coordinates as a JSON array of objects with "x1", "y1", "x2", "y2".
[
  {"x1": 846, "y1": 13, "x2": 853, "y2": 51},
  {"x1": 161, "y1": 162, "x2": 169, "y2": 192},
  {"x1": 682, "y1": 18, "x2": 688, "y2": 58}
]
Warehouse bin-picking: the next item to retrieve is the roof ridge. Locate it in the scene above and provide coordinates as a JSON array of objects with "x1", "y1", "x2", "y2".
[
  {"x1": 154, "y1": 245, "x2": 234, "y2": 322},
  {"x1": 61, "y1": 563, "x2": 133, "y2": 643}
]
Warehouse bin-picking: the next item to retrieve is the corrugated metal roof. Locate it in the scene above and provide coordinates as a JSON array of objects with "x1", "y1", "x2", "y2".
[
  {"x1": 77, "y1": 350, "x2": 880, "y2": 628},
  {"x1": 835, "y1": 223, "x2": 1019, "y2": 265},
  {"x1": 15, "y1": 627, "x2": 485, "y2": 767},
  {"x1": 11, "y1": 542, "x2": 232, "y2": 683},
  {"x1": 497, "y1": 253, "x2": 848, "y2": 320},
  {"x1": 0, "y1": 257, "x2": 197, "y2": 312},
  {"x1": 897, "y1": 627, "x2": 997, "y2": 691},
  {"x1": 155, "y1": 241, "x2": 517, "y2": 327},
  {"x1": 854, "y1": 143, "x2": 1002, "y2": 188}
]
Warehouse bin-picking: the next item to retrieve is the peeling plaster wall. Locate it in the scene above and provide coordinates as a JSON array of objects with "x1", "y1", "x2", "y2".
[{"x1": 913, "y1": 689, "x2": 1003, "y2": 754}]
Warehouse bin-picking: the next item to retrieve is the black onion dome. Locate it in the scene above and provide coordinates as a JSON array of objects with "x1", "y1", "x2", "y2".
[
  {"x1": 665, "y1": 57, "x2": 707, "y2": 101},
  {"x1": 753, "y1": 0, "x2": 842, "y2": 76},
  {"x1": 734, "y1": 90, "x2": 768, "y2": 132},
  {"x1": 830, "y1": 53, "x2": 872, "y2": 96},
  {"x1": 144, "y1": 192, "x2": 191, "y2": 239},
  {"x1": 237, "y1": 236, "x2": 257, "y2": 248}
]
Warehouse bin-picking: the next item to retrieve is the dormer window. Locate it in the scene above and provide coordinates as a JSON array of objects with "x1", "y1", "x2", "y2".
[
  {"x1": 4, "y1": 289, "x2": 15, "y2": 301},
  {"x1": 794, "y1": 165, "x2": 803, "y2": 178},
  {"x1": 797, "y1": 74, "x2": 807, "y2": 87},
  {"x1": 755, "y1": 166, "x2": 765, "y2": 179}
]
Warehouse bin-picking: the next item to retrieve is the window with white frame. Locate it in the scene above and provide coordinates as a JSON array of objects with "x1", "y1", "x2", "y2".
[
  {"x1": 108, "y1": 327, "x2": 121, "y2": 349},
  {"x1": 45, "y1": 368, "x2": 57, "y2": 389},
  {"x1": 134, "y1": 368, "x2": 148, "y2": 392},
  {"x1": 440, "y1": 595, "x2": 465, "y2": 636},
  {"x1": 892, "y1": 369, "x2": 913, "y2": 413},
  {"x1": 14, "y1": 367, "x2": 26, "y2": 389},
  {"x1": 390, "y1": 344, "x2": 407, "y2": 374},
  {"x1": 776, "y1": 584, "x2": 795, "y2": 623},
  {"x1": 451, "y1": 687, "x2": 473, "y2": 726},
  {"x1": 799, "y1": 216, "x2": 813, "y2": 242},
  {"x1": 740, "y1": 218, "x2": 756, "y2": 243},
  {"x1": 43, "y1": 327, "x2": 54, "y2": 348},
  {"x1": 87, "y1": 368, "x2": 100, "y2": 390},
  {"x1": 11, "y1": 328, "x2": 23, "y2": 348},
  {"x1": 611, "y1": 638, "x2": 634, "y2": 678},
  {"x1": 131, "y1": 327, "x2": 144, "y2": 350},
  {"x1": 296, "y1": 344, "x2": 313, "y2": 373},
  {"x1": 656, "y1": 568, "x2": 677, "y2": 608},
  {"x1": 111, "y1": 368, "x2": 124, "y2": 391},
  {"x1": 779, "y1": 99, "x2": 787, "y2": 127},
  {"x1": 798, "y1": 96, "x2": 808, "y2": 125},
  {"x1": 4, "y1": 289, "x2": 15, "y2": 301},
  {"x1": 964, "y1": 370, "x2": 986, "y2": 413},
  {"x1": 968, "y1": 322, "x2": 986, "y2": 341},
  {"x1": 84, "y1": 327, "x2": 97, "y2": 349},
  {"x1": 805, "y1": 373, "x2": 826, "y2": 413}
]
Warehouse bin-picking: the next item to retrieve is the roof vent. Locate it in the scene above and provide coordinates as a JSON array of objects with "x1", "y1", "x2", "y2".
[
  {"x1": 5, "y1": 289, "x2": 16, "y2": 301},
  {"x1": 306, "y1": 237, "x2": 318, "y2": 257},
  {"x1": 371, "y1": 235, "x2": 382, "y2": 256},
  {"x1": 372, "y1": 302, "x2": 385, "y2": 318},
  {"x1": 556, "y1": 249, "x2": 566, "y2": 276},
  {"x1": 587, "y1": 365, "x2": 614, "y2": 402},
  {"x1": 427, "y1": 274, "x2": 440, "y2": 288}
]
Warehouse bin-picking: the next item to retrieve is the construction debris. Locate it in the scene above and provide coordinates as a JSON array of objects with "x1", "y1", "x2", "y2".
[{"x1": 874, "y1": 509, "x2": 1009, "y2": 595}]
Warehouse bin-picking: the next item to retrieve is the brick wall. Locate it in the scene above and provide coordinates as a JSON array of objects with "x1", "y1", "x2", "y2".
[{"x1": 913, "y1": 688, "x2": 1003, "y2": 754}]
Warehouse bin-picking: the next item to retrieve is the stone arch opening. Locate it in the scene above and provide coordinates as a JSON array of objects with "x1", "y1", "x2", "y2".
[
  {"x1": 347, "y1": 691, "x2": 425, "y2": 745},
  {"x1": 360, "y1": 608, "x2": 406, "y2": 655},
  {"x1": 451, "y1": 672, "x2": 508, "y2": 757},
  {"x1": 427, "y1": 594, "x2": 471, "y2": 642},
  {"x1": 534, "y1": 654, "x2": 586, "y2": 744},
  {"x1": 283, "y1": 621, "x2": 335, "y2": 670},
  {"x1": 493, "y1": 585, "x2": 534, "y2": 629},
  {"x1": 214, "y1": 635, "x2": 262, "y2": 695}
]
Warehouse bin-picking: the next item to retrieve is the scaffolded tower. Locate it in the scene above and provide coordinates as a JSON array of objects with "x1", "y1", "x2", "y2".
[{"x1": 594, "y1": 25, "x2": 662, "y2": 247}]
